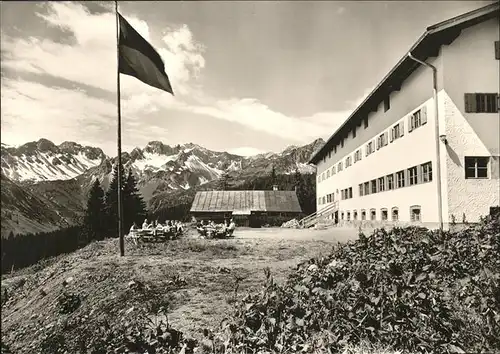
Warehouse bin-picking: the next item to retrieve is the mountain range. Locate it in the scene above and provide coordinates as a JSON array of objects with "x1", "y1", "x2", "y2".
[{"x1": 1, "y1": 138, "x2": 324, "y2": 236}]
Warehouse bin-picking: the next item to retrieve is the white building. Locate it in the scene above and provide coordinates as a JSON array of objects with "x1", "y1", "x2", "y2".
[{"x1": 309, "y1": 3, "x2": 499, "y2": 230}]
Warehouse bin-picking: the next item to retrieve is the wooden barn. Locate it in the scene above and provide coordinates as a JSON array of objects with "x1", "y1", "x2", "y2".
[{"x1": 190, "y1": 190, "x2": 303, "y2": 227}]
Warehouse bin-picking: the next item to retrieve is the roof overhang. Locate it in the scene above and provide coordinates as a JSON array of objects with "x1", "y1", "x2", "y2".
[{"x1": 309, "y1": 2, "x2": 499, "y2": 165}]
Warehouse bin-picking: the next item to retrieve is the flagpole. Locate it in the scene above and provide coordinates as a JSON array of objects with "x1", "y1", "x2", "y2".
[{"x1": 115, "y1": 0, "x2": 125, "y2": 257}]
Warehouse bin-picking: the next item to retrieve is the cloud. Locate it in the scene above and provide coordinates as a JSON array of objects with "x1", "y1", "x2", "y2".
[{"x1": 1, "y1": 1, "x2": 371, "y2": 155}]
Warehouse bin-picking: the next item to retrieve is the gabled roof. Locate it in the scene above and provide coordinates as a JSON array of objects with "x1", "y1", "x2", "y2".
[
  {"x1": 309, "y1": 2, "x2": 499, "y2": 165},
  {"x1": 190, "y1": 190, "x2": 303, "y2": 213}
]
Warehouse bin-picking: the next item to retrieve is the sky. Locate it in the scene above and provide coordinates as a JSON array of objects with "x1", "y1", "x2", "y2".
[{"x1": 0, "y1": 1, "x2": 494, "y2": 157}]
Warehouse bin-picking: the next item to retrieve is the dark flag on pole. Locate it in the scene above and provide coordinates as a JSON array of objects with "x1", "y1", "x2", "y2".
[{"x1": 118, "y1": 13, "x2": 174, "y2": 95}]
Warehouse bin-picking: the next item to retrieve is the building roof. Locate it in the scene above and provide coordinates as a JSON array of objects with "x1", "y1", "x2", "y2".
[
  {"x1": 309, "y1": 2, "x2": 499, "y2": 165},
  {"x1": 190, "y1": 190, "x2": 303, "y2": 213}
]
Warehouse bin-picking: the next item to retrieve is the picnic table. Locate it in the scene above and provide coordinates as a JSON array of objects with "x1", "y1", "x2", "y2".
[
  {"x1": 127, "y1": 227, "x2": 181, "y2": 245},
  {"x1": 197, "y1": 225, "x2": 235, "y2": 239}
]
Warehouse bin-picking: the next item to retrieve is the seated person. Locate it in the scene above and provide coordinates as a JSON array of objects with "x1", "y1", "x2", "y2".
[
  {"x1": 142, "y1": 219, "x2": 150, "y2": 229},
  {"x1": 228, "y1": 219, "x2": 236, "y2": 232},
  {"x1": 129, "y1": 222, "x2": 138, "y2": 233}
]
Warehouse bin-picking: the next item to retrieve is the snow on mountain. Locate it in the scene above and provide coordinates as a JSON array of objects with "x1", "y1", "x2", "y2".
[{"x1": 1, "y1": 139, "x2": 106, "y2": 183}]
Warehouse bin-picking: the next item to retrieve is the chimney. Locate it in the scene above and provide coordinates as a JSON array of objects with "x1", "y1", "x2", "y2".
[{"x1": 272, "y1": 184, "x2": 278, "y2": 191}]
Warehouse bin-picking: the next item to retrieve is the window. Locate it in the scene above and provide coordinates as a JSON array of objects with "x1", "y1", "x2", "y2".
[
  {"x1": 366, "y1": 141, "x2": 375, "y2": 156},
  {"x1": 378, "y1": 177, "x2": 385, "y2": 192},
  {"x1": 387, "y1": 174, "x2": 394, "y2": 190},
  {"x1": 348, "y1": 187, "x2": 353, "y2": 199},
  {"x1": 341, "y1": 190, "x2": 345, "y2": 200},
  {"x1": 408, "y1": 107, "x2": 427, "y2": 132},
  {"x1": 361, "y1": 210, "x2": 366, "y2": 220},
  {"x1": 347, "y1": 212, "x2": 351, "y2": 221},
  {"x1": 390, "y1": 122, "x2": 404, "y2": 142},
  {"x1": 391, "y1": 207, "x2": 399, "y2": 221},
  {"x1": 370, "y1": 209, "x2": 376, "y2": 220},
  {"x1": 352, "y1": 127, "x2": 357, "y2": 139},
  {"x1": 359, "y1": 184, "x2": 364, "y2": 197},
  {"x1": 371, "y1": 179, "x2": 377, "y2": 194},
  {"x1": 421, "y1": 162, "x2": 432, "y2": 182},
  {"x1": 318, "y1": 197, "x2": 322, "y2": 205},
  {"x1": 465, "y1": 93, "x2": 499, "y2": 113},
  {"x1": 377, "y1": 132, "x2": 388, "y2": 150},
  {"x1": 364, "y1": 117, "x2": 369, "y2": 129},
  {"x1": 341, "y1": 212, "x2": 344, "y2": 220},
  {"x1": 322, "y1": 173, "x2": 325, "y2": 181},
  {"x1": 408, "y1": 166, "x2": 418, "y2": 185},
  {"x1": 353, "y1": 210, "x2": 358, "y2": 220},
  {"x1": 364, "y1": 182, "x2": 370, "y2": 195},
  {"x1": 465, "y1": 157, "x2": 489, "y2": 179},
  {"x1": 384, "y1": 97, "x2": 390, "y2": 112},
  {"x1": 327, "y1": 170, "x2": 331, "y2": 178},
  {"x1": 410, "y1": 205, "x2": 421, "y2": 222},
  {"x1": 346, "y1": 156, "x2": 352, "y2": 167},
  {"x1": 331, "y1": 166, "x2": 336, "y2": 175},
  {"x1": 381, "y1": 208, "x2": 388, "y2": 221},
  {"x1": 322, "y1": 196, "x2": 326, "y2": 204},
  {"x1": 327, "y1": 194, "x2": 331, "y2": 203},
  {"x1": 354, "y1": 149, "x2": 362, "y2": 162},
  {"x1": 396, "y1": 170, "x2": 405, "y2": 188},
  {"x1": 338, "y1": 162, "x2": 343, "y2": 172}
]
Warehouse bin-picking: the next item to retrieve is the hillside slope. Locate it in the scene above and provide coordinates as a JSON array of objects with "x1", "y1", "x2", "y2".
[
  {"x1": 0, "y1": 175, "x2": 80, "y2": 237},
  {"x1": 0, "y1": 228, "x2": 346, "y2": 353}
]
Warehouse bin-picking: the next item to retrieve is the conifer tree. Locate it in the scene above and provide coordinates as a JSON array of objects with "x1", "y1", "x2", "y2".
[
  {"x1": 84, "y1": 178, "x2": 106, "y2": 241},
  {"x1": 123, "y1": 169, "x2": 147, "y2": 229},
  {"x1": 104, "y1": 163, "x2": 126, "y2": 237},
  {"x1": 217, "y1": 172, "x2": 231, "y2": 191}
]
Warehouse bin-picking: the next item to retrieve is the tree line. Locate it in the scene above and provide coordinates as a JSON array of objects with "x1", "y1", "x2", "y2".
[{"x1": 1, "y1": 165, "x2": 147, "y2": 273}]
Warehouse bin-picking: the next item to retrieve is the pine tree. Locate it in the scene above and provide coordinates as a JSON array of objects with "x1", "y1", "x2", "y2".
[
  {"x1": 123, "y1": 169, "x2": 147, "y2": 230},
  {"x1": 217, "y1": 172, "x2": 231, "y2": 191},
  {"x1": 104, "y1": 163, "x2": 126, "y2": 238},
  {"x1": 84, "y1": 178, "x2": 106, "y2": 241}
]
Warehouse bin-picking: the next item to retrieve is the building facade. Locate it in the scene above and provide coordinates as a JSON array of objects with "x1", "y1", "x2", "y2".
[{"x1": 309, "y1": 4, "x2": 499, "y2": 230}]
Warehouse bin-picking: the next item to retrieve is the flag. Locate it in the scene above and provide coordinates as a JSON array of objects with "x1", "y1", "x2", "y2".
[{"x1": 118, "y1": 13, "x2": 174, "y2": 95}]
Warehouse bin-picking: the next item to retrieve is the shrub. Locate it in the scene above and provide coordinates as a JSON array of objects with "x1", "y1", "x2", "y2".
[{"x1": 217, "y1": 215, "x2": 500, "y2": 353}]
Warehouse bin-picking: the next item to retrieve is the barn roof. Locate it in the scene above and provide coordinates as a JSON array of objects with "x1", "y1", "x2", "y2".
[{"x1": 190, "y1": 190, "x2": 302, "y2": 213}]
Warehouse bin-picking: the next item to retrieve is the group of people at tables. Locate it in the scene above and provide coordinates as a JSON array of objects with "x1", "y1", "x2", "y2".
[
  {"x1": 196, "y1": 219, "x2": 236, "y2": 239},
  {"x1": 129, "y1": 219, "x2": 184, "y2": 238}
]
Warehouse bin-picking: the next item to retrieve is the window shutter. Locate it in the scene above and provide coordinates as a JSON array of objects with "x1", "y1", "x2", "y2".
[
  {"x1": 491, "y1": 156, "x2": 500, "y2": 179},
  {"x1": 464, "y1": 93, "x2": 477, "y2": 113},
  {"x1": 417, "y1": 165, "x2": 422, "y2": 184},
  {"x1": 399, "y1": 121, "x2": 405, "y2": 137},
  {"x1": 495, "y1": 41, "x2": 500, "y2": 60},
  {"x1": 383, "y1": 132, "x2": 389, "y2": 146},
  {"x1": 408, "y1": 114, "x2": 413, "y2": 132},
  {"x1": 365, "y1": 145, "x2": 369, "y2": 157},
  {"x1": 376, "y1": 137, "x2": 380, "y2": 150},
  {"x1": 390, "y1": 128, "x2": 394, "y2": 142},
  {"x1": 421, "y1": 106, "x2": 428, "y2": 125}
]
